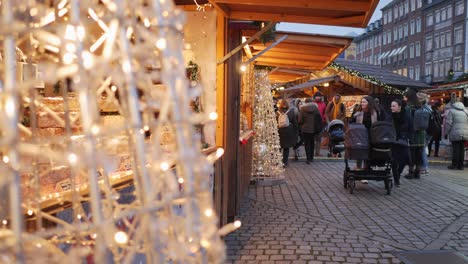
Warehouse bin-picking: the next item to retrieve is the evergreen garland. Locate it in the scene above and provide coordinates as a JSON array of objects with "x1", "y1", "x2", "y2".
[
  {"x1": 329, "y1": 62, "x2": 403, "y2": 95},
  {"x1": 253, "y1": 21, "x2": 277, "y2": 45}
]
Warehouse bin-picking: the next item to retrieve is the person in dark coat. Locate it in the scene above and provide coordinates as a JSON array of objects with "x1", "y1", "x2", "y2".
[
  {"x1": 428, "y1": 103, "x2": 442, "y2": 157},
  {"x1": 299, "y1": 98, "x2": 323, "y2": 163},
  {"x1": 390, "y1": 99, "x2": 411, "y2": 187},
  {"x1": 293, "y1": 99, "x2": 304, "y2": 160},
  {"x1": 404, "y1": 88, "x2": 425, "y2": 179},
  {"x1": 277, "y1": 99, "x2": 299, "y2": 167}
]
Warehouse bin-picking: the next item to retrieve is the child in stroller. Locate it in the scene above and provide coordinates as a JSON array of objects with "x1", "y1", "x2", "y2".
[{"x1": 327, "y1": 119, "x2": 345, "y2": 157}]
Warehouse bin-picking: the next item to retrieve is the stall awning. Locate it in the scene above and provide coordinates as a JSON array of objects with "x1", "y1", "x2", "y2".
[
  {"x1": 379, "y1": 51, "x2": 389, "y2": 60},
  {"x1": 396, "y1": 46, "x2": 407, "y2": 55},
  {"x1": 242, "y1": 30, "x2": 353, "y2": 83},
  {"x1": 208, "y1": 0, "x2": 379, "y2": 27}
]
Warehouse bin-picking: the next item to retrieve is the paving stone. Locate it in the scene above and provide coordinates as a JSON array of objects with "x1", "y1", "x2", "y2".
[{"x1": 226, "y1": 161, "x2": 468, "y2": 263}]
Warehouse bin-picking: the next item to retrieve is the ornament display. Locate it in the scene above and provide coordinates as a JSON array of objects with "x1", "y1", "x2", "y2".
[
  {"x1": 0, "y1": 0, "x2": 234, "y2": 263},
  {"x1": 251, "y1": 70, "x2": 285, "y2": 180}
]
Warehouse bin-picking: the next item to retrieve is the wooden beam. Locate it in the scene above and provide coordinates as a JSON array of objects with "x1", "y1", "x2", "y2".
[
  {"x1": 217, "y1": 21, "x2": 275, "y2": 64},
  {"x1": 244, "y1": 35, "x2": 288, "y2": 65},
  {"x1": 208, "y1": 0, "x2": 230, "y2": 17},
  {"x1": 211, "y1": 0, "x2": 371, "y2": 12},
  {"x1": 254, "y1": 57, "x2": 325, "y2": 67},
  {"x1": 256, "y1": 52, "x2": 335, "y2": 63},
  {"x1": 254, "y1": 61, "x2": 323, "y2": 70},
  {"x1": 250, "y1": 43, "x2": 340, "y2": 54},
  {"x1": 362, "y1": 0, "x2": 380, "y2": 27},
  {"x1": 229, "y1": 11, "x2": 364, "y2": 27},
  {"x1": 243, "y1": 30, "x2": 353, "y2": 47}
]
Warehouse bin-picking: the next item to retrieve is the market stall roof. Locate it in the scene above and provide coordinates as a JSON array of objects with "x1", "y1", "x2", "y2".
[
  {"x1": 208, "y1": 0, "x2": 379, "y2": 27},
  {"x1": 242, "y1": 31, "x2": 353, "y2": 83},
  {"x1": 421, "y1": 80, "x2": 468, "y2": 93},
  {"x1": 333, "y1": 58, "x2": 431, "y2": 89}
]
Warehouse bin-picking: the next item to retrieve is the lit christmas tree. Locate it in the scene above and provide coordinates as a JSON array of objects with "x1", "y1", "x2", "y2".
[{"x1": 251, "y1": 70, "x2": 285, "y2": 181}]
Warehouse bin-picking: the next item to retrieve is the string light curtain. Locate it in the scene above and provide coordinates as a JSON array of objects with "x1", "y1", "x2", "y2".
[{"x1": 0, "y1": 0, "x2": 235, "y2": 263}]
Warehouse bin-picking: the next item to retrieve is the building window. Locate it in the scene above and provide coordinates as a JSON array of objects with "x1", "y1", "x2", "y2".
[
  {"x1": 426, "y1": 13, "x2": 433, "y2": 27},
  {"x1": 434, "y1": 61, "x2": 439, "y2": 77},
  {"x1": 442, "y1": 7, "x2": 447, "y2": 21},
  {"x1": 434, "y1": 34, "x2": 440, "y2": 49},
  {"x1": 404, "y1": 23, "x2": 408, "y2": 38},
  {"x1": 399, "y1": 4, "x2": 404, "y2": 17},
  {"x1": 445, "y1": 59, "x2": 452, "y2": 74},
  {"x1": 394, "y1": 6, "x2": 398, "y2": 19},
  {"x1": 417, "y1": 0, "x2": 422, "y2": 8},
  {"x1": 416, "y1": 17, "x2": 421, "y2": 33},
  {"x1": 405, "y1": 0, "x2": 409, "y2": 14},
  {"x1": 455, "y1": 27, "x2": 463, "y2": 44},
  {"x1": 389, "y1": 9, "x2": 393, "y2": 22},
  {"x1": 411, "y1": 0, "x2": 416, "y2": 11},
  {"x1": 416, "y1": 42, "x2": 421, "y2": 57},
  {"x1": 394, "y1": 28, "x2": 398, "y2": 41},
  {"x1": 415, "y1": 65, "x2": 420, "y2": 80},
  {"x1": 409, "y1": 67, "x2": 414, "y2": 79},
  {"x1": 383, "y1": 31, "x2": 387, "y2": 45},
  {"x1": 439, "y1": 59, "x2": 445, "y2": 77},
  {"x1": 387, "y1": 31, "x2": 392, "y2": 43},
  {"x1": 410, "y1": 43, "x2": 415, "y2": 58},
  {"x1": 447, "y1": 31, "x2": 452, "y2": 46},
  {"x1": 383, "y1": 11, "x2": 388, "y2": 24},
  {"x1": 456, "y1": 1, "x2": 464, "y2": 16},
  {"x1": 440, "y1": 34, "x2": 446, "y2": 48},
  {"x1": 448, "y1": 5, "x2": 453, "y2": 18},
  {"x1": 454, "y1": 57, "x2": 463, "y2": 71},
  {"x1": 435, "y1": 10, "x2": 440, "y2": 23},
  {"x1": 425, "y1": 62, "x2": 432, "y2": 76},
  {"x1": 399, "y1": 25, "x2": 403, "y2": 40},
  {"x1": 426, "y1": 36, "x2": 433, "y2": 51}
]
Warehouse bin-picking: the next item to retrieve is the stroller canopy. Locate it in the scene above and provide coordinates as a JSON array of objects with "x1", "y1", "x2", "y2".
[{"x1": 327, "y1": 119, "x2": 345, "y2": 131}]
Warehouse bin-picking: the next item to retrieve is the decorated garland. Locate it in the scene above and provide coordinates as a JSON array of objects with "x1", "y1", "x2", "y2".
[{"x1": 329, "y1": 62, "x2": 403, "y2": 95}]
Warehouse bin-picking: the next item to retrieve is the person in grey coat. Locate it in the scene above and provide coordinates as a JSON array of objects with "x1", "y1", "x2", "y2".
[
  {"x1": 299, "y1": 98, "x2": 323, "y2": 164},
  {"x1": 446, "y1": 101, "x2": 468, "y2": 170},
  {"x1": 277, "y1": 99, "x2": 299, "y2": 167}
]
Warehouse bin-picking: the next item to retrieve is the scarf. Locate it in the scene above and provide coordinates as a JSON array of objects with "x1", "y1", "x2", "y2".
[{"x1": 332, "y1": 97, "x2": 343, "y2": 120}]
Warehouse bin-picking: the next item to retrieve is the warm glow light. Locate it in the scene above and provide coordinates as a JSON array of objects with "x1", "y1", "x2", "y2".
[
  {"x1": 143, "y1": 125, "x2": 150, "y2": 131},
  {"x1": 111, "y1": 85, "x2": 117, "y2": 92},
  {"x1": 58, "y1": 8, "x2": 68, "y2": 17},
  {"x1": 64, "y1": 25, "x2": 77, "y2": 41},
  {"x1": 216, "y1": 148, "x2": 224, "y2": 158},
  {"x1": 82, "y1": 51, "x2": 94, "y2": 69},
  {"x1": 27, "y1": 209, "x2": 34, "y2": 216},
  {"x1": 122, "y1": 61, "x2": 131, "y2": 73},
  {"x1": 3, "y1": 156, "x2": 10, "y2": 163},
  {"x1": 63, "y1": 52, "x2": 74, "y2": 64},
  {"x1": 240, "y1": 64, "x2": 247, "y2": 72},
  {"x1": 200, "y1": 239, "x2": 210, "y2": 248},
  {"x1": 2, "y1": 220, "x2": 7, "y2": 225},
  {"x1": 160, "y1": 162, "x2": 170, "y2": 171},
  {"x1": 91, "y1": 125, "x2": 100, "y2": 135},
  {"x1": 77, "y1": 214, "x2": 82, "y2": 219},
  {"x1": 178, "y1": 178, "x2": 184, "y2": 184},
  {"x1": 114, "y1": 231, "x2": 128, "y2": 244},
  {"x1": 234, "y1": 220, "x2": 242, "y2": 228},
  {"x1": 156, "y1": 38, "x2": 167, "y2": 50},
  {"x1": 90, "y1": 34, "x2": 107, "y2": 53},
  {"x1": 209, "y1": 112, "x2": 218, "y2": 120},
  {"x1": 143, "y1": 18, "x2": 151, "y2": 27},
  {"x1": 68, "y1": 153, "x2": 78, "y2": 165},
  {"x1": 204, "y1": 208, "x2": 213, "y2": 217},
  {"x1": 323, "y1": 82, "x2": 329, "y2": 87},
  {"x1": 65, "y1": 43, "x2": 76, "y2": 53},
  {"x1": 5, "y1": 97, "x2": 16, "y2": 118}
]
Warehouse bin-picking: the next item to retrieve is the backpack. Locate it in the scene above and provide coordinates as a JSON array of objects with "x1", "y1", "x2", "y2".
[
  {"x1": 278, "y1": 110, "x2": 290, "y2": 128},
  {"x1": 426, "y1": 110, "x2": 441, "y2": 135},
  {"x1": 413, "y1": 107, "x2": 431, "y2": 131}
]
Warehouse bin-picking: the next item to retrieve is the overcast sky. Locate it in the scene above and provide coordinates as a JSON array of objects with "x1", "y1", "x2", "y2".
[{"x1": 277, "y1": 0, "x2": 392, "y2": 36}]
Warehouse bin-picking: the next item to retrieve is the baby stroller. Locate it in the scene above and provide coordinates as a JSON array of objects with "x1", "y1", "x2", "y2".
[
  {"x1": 343, "y1": 122, "x2": 395, "y2": 195},
  {"x1": 327, "y1": 119, "x2": 345, "y2": 157}
]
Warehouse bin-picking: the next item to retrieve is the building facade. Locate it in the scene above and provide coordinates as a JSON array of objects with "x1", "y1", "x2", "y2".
[
  {"x1": 355, "y1": 20, "x2": 383, "y2": 66},
  {"x1": 353, "y1": 0, "x2": 468, "y2": 84}
]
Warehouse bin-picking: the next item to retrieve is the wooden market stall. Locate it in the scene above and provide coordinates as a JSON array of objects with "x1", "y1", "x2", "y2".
[{"x1": 208, "y1": 0, "x2": 381, "y2": 224}]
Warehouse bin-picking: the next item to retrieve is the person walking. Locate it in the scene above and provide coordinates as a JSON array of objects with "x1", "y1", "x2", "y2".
[
  {"x1": 419, "y1": 93, "x2": 432, "y2": 174},
  {"x1": 446, "y1": 100, "x2": 468, "y2": 170},
  {"x1": 299, "y1": 98, "x2": 323, "y2": 164},
  {"x1": 404, "y1": 88, "x2": 425, "y2": 179},
  {"x1": 390, "y1": 99, "x2": 411, "y2": 187},
  {"x1": 428, "y1": 103, "x2": 442, "y2": 157},
  {"x1": 293, "y1": 99, "x2": 304, "y2": 160},
  {"x1": 313, "y1": 92, "x2": 327, "y2": 157},
  {"x1": 277, "y1": 99, "x2": 299, "y2": 167}
]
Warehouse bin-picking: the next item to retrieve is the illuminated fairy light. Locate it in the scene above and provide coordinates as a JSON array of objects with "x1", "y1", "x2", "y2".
[
  {"x1": 234, "y1": 220, "x2": 241, "y2": 228},
  {"x1": 63, "y1": 52, "x2": 75, "y2": 64},
  {"x1": 143, "y1": 125, "x2": 150, "y2": 131},
  {"x1": 209, "y1": 112, "x2": 218, "y2": 120},
  {"x1": 67, "y1": 153, "x2": 78, "y2": 165},
  {"x1": 216, "y1": 148, "x2": 224, "y2": 158},
  {"x1": 114, "y1": 231, "x2": 128, "y2": 244},
  {"x1": 160, "y1": 162, "x2": 170, "y2": 171},
  {"x1": 2, "y1": 156, "x2": 10, "y2": 164},
  {"x1": 82, "y1": 51, "x2": 94, "y2": 69},
  {"x1": 178, "y1": 178, "x2": 184, "y2": 184},
  {"x1": 156, "y1": 38, "x2": 167, "y2": 50},
  {"x1": 27, "y1": 210, "x2": 34, "y2": 216},
  {"x1": 110, "y1": 85, "x2": 118, "y2": 92},
  {"x1": 91, "y1": 125, "x2": 100, "y2": 135},
  {"x1": 204, "y1": 208, "x2": 213, "y2": 217},
  {"x1": 2, "y1": 220, "x2": 7, "y2": 225},
  {"x1": 240, "y1": 64, "x2": 247, "y2": 72}
]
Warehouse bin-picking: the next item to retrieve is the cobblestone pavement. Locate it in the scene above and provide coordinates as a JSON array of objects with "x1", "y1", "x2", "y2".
[{"x1": 225, "y1": 159, "x2": 468, "y2": 263}]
